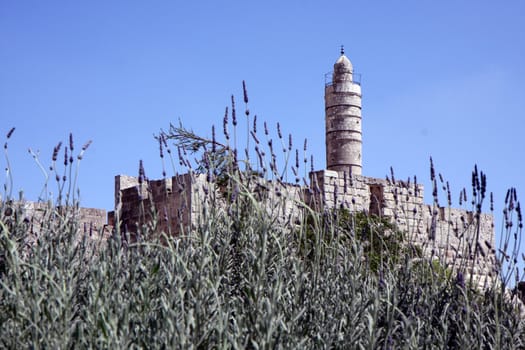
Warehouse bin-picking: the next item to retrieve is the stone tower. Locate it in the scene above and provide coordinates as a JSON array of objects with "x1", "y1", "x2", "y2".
[{"x1": 325, "y1": 48, "x2": 362, "y2": 175}]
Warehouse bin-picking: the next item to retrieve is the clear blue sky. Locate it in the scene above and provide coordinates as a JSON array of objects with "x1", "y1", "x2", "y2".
[{"x1": 1, "y1": 1, "x2": 524, "y2": 245}]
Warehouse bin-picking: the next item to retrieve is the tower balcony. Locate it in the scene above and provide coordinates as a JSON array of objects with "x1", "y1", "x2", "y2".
[{"x1": 325, "y1": 71, "x2": 362, "y2": 87}]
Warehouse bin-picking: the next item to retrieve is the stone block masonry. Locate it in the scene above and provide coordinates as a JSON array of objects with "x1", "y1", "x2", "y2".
[
  {"x1": 109, "y1": 173, "x2": 204, "y2": 237},
  {"x1": 308, "y1": 169, "x2": 496, "y2": 287},
  {"x1": 109, "y1": 172, "x2": 309, "y2": 238},
  {"x1": 325, "y1": 53, "x2": 362, "y2": 175},
  {"x1": 0, "y1": 200, "x2": 109, "y2": 243},
  {"x1": 110, "y1": 167, "x2": 495, "y2": 287}
]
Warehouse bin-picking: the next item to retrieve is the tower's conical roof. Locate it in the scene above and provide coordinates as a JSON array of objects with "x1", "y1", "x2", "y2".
[{"x1": 334, "y1": 54, "x2": 353, "y2": 75}]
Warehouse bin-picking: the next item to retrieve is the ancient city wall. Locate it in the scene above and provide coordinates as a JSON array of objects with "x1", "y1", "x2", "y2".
[
  {"x1": 110, "y1": 173, "x2": 206, "y2": 237},
  {"x1": 0, "y1": 200, "x2": 108, "y2": 242},
  {"x1": 308, "y1": 169, "x2": 496, "y2": 287},
  {"x1": 109, "y1": 171, "x2": 309, "y2": 238},
  {"x1": 5, "y1": 167, "x2": 495, "y2": 287},
  {"x1": 114, "y1": 169, "x2": 494, "y2": 283}
]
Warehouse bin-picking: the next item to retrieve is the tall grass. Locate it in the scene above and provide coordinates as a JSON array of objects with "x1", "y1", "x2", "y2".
[{"x1": 1, "y1": 86, "x2": 524, "y2": 348}]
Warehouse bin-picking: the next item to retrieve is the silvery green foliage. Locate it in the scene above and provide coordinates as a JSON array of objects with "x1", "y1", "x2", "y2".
[{"x1": 1, "y1": 183, "x2": 524, "y2": 349}]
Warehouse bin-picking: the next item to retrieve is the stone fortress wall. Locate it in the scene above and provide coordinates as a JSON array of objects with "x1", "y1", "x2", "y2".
[
  {"x1": 108, "y1": 173, "x2": 205, "y2": 237},
  {"x1": 308, "y1": 170, "x2": 495, "y2": 287},
  {"x1": 1, "y1": 200, "x2": 108, "y2": 242},
  {"x1": 108, "y1": 172, "x2": 306, "y2": 238},
  {"x1": 107, "y1": 165, "x2": 495, "y2": 286}
]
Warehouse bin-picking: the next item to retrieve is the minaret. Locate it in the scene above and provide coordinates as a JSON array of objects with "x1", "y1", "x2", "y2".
[{"x1": 325, "y1": 47, "x2": 362, "y2": 175}]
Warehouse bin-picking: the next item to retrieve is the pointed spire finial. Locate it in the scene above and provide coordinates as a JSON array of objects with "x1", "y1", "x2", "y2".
[{"x1": 340, "y1": 45, "x2": 344, "y2": 56}]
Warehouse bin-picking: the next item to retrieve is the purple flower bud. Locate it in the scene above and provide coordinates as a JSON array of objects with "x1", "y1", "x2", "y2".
[
  {"x1": 430, "y1": 157, "x2": 435, "y2": 181},
  {"x1": 231, "y1": 95, "x2": 237, "y2": 126},
  {"x1": 138, "y1": 160, "x2": 146, "y2": 184},
  {"x1": 6, "y1": 127, "x2": 15, "y2": 139},
  {"x1": 52, "y1": 142, "x2": 62, "y2": 162},
  {"x1": 211, "y1": 125, "x2": 216, "y2": 153},
  {"x1": 82, "y1": 140, "x2": 92, "y2": 151},
  {"x1": 242, "y1": 80, "x2": 248, "y2": 104},
  {"x1": 69, "y1": 133, "x2": 74, "y2": 151},
  {"x1": 223, "y1": 107, "x2": 229, "y2": 140}
]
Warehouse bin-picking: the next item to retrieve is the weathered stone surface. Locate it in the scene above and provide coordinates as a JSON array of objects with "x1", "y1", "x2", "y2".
[
  {"x1": 325, "y1": 54, "x2": 362, "y2": 175},
  {"x1": 307, "y1": 170, "x2": 496, "y2": 287},
  {"x1": 1, "y1": 200, "x2": 109, "y2": 241}
]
